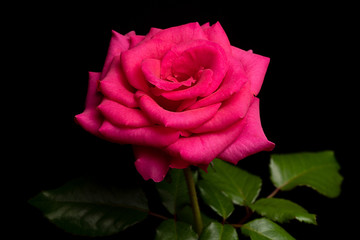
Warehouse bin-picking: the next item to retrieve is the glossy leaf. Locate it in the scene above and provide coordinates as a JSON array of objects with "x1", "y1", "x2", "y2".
[
  {"x1": 200, "y1": 158, "x2": 262, "y2": 206},
  {"x1": 250, "y1": 198, "x2": 317, "y2": 224},
  {"x1": 29, "y1": 178, "x2": 148, "y2": 237},
  {"x1": 198, "y1": 180, "x2": 234, "y2": 220},
  {"x1": 241, "y1": 218, "x2": 295, "y2": 240},
  {"x1": 156, "y1": 168, "x2": 190, "y2": 215},
  {"x1": 199, "y1": 222, "x2": 238, "y2": 240},
  {"x1": 270, "y1": 151, "x2": 343, "y2": 198},
  {"x1": 155, "y1": 219, "x2": 198, "y2": 240}
]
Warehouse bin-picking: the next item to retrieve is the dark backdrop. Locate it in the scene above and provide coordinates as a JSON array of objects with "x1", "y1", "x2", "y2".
[{"x1": 17, "y1": 1, "x2": 356, "y2": 239}]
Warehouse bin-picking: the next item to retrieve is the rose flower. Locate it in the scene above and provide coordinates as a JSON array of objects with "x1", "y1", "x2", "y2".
[{"x1": 75, "y1": 22, "x2": 274, "y2": 182}]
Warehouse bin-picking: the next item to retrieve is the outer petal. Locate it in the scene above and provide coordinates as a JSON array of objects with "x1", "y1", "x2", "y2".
[
  {"x1": 191, "y1": 81, "x2": 253, "y2": 133},
  {"x1": 129, "y1": 35, "x2": 145, "y2": 48},
  {"x1": 188, "y1": 56, "x2": 248, "y2": 110},
  {"x1": 165, "y1": 116, "x2": 247, "y2": 165},
  {"x1": 101, "y1": 30, "x2": 132, "y2": 78},
  {"x1": 98, "y1": 121, "x2": 180, "y2": 147},
  {"x1": 136, "y1": 91, "x2": 221, "y2": 129},
  {"x1": 143, "y1": 27, "x2": 163, "y2": 42},
  {"x1": 201, "y1": 22, "x2": 210, "y2": 28},
  {"x1": 218, "y1": 98, "x2": 275, "y2": 164},
  {"x1": 231, "y1": 46, "x2": 270, "y2": 95},
  {"x1": 169, "y1": 156, "x2": 191, "y2": 169},
  {"x1": 97, "y1": 99, "x2": 152, "y2": 127},
  {"x1": 133, "y1": 146, "x2": 170, "y2": 182},
  {"x1": 121, "y1": 38, "x2": 175, "y2": 92},
  {"x1": 152, "y1": 22, "x2": 207, "y2": 44},
  {"x1": 75, "y1": 72, "x2": 103, "y2": 137},
  {"x1": 203, "y1": 22, "x2": 232, "y2": 57},
  {"x1": 98, "y1": 55, "x2": 138, "y2": 108}
]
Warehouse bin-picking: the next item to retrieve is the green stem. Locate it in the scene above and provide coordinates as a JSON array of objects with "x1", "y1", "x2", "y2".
[
  {"x1": 267, "y1": 187, "x2": 281, "y2": 199},
  {"x1": 183, "y1": 167, "x2": 203, "y2": 235}
]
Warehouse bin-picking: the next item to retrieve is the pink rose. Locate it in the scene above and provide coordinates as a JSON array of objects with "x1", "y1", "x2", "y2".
[{"x1": 75, "y1": 22, "x2": 274, "y2": 182}]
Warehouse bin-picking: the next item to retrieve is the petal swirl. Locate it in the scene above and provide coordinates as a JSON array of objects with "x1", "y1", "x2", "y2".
[
  {"x1": 188, "y1": 56, "x2": 248, "y2": 110},
  {"x1": 160, "y1": 69, "x2": 213, "y2": 101},
  {"x1": 121, "y1": 38, "x2": 175, "y2": 92},
  {"x1": 141, "y1": 58, "x2": 186, "y2": 91},
  {"x1": 161, "y1": 40, "x2": 228, "y2": 97}
]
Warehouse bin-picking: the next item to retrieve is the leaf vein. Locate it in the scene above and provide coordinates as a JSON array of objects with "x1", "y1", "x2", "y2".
[{"x1": 279, "y1": 163, "x2": 337, "y2": 190}]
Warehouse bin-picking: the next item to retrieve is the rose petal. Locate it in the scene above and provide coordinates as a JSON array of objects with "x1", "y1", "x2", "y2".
[
  {"x1": 201, "y1": 22, "x2": 210, "y2": 29},
  {"x1": 191, "y1": 81, "x2": 253, "y2": 133},
  {"x1": 231, "y1": 46, "x2": 270, "y2": 95},
  {"x1": 98, "y1": 55, "x2": 138, "y2": 108},
  {"x1": 97, "y1": 99, "x2": 152, "y2": 127},
  {"x1": 129, "y1": 35, "x2": 145, "y2": 48},
  {"x1": 203, "y1": 22, "x2": 232, "y2": 57},
  {"x1": 75, "y1": 72, "x2": 103, "y2": 137},
  {"x1": 169, "y1": 156, "x2": 191, "y2": 169},
  {"x1": 133, "y1": 146, "x2": 170, "y2": 182},
  {"x1": 98, "y1": 121, "x2": 180, "y2": 147},
  {"x1": 218, "y1": 98, "x2": 275, "y2": 164},
  {"x1": 152, "y1": 22, "x2": 207, "y2": 44},
  {"x1": 147, "y1": 94, "x2": 183, "y2": 112},
  {"x1": 176, "y1": 98, "x2": 198, "y2": 112},
  {"x1": 143, "y1": 27, "x2": 163, "y2": 41},
  {"x1": 121, "y1": 38, "x2": 175, "y2": 92},
  {"x1": 125, "y1": 30, "x2": 136, "y2": 37},
  {"x1": 188, "y1": 56, "x2": 248, "y2": 110},
  {"x1": 136, "y1": 91, "x2": 221, "y2": 129},
  {"x1": 160, "y1": 69, "x2": 213, "y2": 101},
  {"x1": 101, "y1": 30, "x2": 132, "y2": 78},
  {"x1": 166, "y1": 116, "x2": 247, "y2": 165}
]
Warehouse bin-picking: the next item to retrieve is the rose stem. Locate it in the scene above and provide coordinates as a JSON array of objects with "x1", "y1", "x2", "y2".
[{"x1": 183, "y1": 167, "x2": 203, "y2": 235}]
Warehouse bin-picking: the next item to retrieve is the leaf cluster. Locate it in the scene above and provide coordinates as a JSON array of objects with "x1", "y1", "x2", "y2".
[{"x1": 29, "y1": 151, "x2": 342, "y2": 239}]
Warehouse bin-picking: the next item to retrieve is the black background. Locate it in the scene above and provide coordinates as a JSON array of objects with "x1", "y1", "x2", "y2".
[{"x1": 13, "y1": 1, "x2": 357, "y2": 239}]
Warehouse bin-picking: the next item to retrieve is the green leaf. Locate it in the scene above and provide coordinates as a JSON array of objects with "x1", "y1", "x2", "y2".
[
  {"x1": 241, "y1": 218, "x2": 295, "y2": 240},
  {"x1": 198, "y1": 180, "x2": 234, "y2": 220},
  {"x1": 177, "y1": 205, "x2": 214, "y2": 227},
  {"x1": 250, "y1": 198, "x2": 317, "y2": 224},
  {"x1": 270, "y1": 151, "x2": 343, "y2": 198},
  {"x1": 199, "y1": 222, "x2": 238, "y2": 240},
  {"x1": 29, "y1": 178, "x2": 148, "y2": 237},
  {"x1": 155, "y1": 219, "x2": 198, "y2": 240},
  {"x1": 200, "y1": 158, "x2": 262, "y2": 206},
  {"x1": 156, "y1": 169, "x2": 190, "y2": 215}
]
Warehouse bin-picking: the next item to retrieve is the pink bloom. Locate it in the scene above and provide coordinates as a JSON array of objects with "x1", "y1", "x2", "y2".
[{"x1": 75, "y1": 22, "x2": 274, "y2": 182}]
